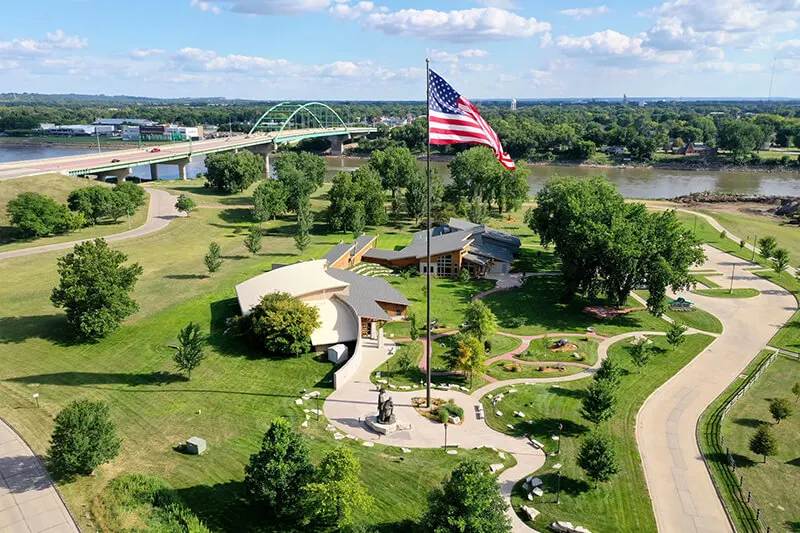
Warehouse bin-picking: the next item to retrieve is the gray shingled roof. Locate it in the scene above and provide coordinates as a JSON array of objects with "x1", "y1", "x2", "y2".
[
  {"x1": 323, "y1": 242, "x2": 354, "y2": 264},
  {"x1": 327, "y1": 268, "x2": 411, "y2": 320},
  {"x1": 363, "y1": 248, "x2": 413, "y2": 261},
  {"x1": 354, "y1": 234, "x2": 376, "y2": 254}
]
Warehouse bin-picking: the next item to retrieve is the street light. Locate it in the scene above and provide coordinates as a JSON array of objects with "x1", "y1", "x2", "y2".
[
  {"x1": 752, "y1": 234, "x2": 757, "y2": 262},
  {"x1": 444, "y1": 422, "x2": 448, "y2": 450},
  {"x1": 729, "y1": 262, "x2": 736, "y2": 294}
]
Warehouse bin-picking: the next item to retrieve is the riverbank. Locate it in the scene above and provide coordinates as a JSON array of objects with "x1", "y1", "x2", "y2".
[{"x1": 0, "y1": 136, "x2": 165, "y2": 150}]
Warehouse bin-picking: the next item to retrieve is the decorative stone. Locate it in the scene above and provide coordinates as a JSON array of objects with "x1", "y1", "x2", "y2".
[
  {"x1": 401, "y1": 447, "x2": 411, "y2": 453},
  {"x1": 498, "y1": 451, "x2": 506, "y2": 459},
  {"x1": 496, "y1": 411, "x2": 503, "y2": 416},
  {"x1": 520, "y1": 505, "x2": 540, "y2": 521},
  {"x1": 377, "y1": 379, "x2": 388, "y2": 384},
  {"x1": 334, "y1": 433, "x2": 345, "y2": 440},
  {"x1": 308, "y1": 391, "x2": 320, "y2": 398},
  {"x1": 552, "y1": 435, "x2": 560, "y2": 441},
  {"x1": 389, "y1": 384, "x2": 397, "y2": 389},
  {"x1": 490, "y1": 463, "x2": 504, "y2": 473},
  {"x1": 506, "y1": 424, "x2": 514, "y2": 429},
  {"x1": 508, "y1": 388, "x2": 517, "y2": 393},
  {"x1": 325, "y1": 424, "x2": 336, "y2": 432},
  {"x1": 302, "y1": 394, "x2": 310, "y2": 400},
  {"x1": 362, "y1": 441, "x2": 375, "y2": 447},
  {"x1": 446, "y1": 450, "x2": 458, "y2": 455},
  {"x1": 346, "y1": 434, "x2": 358, "y2": 440},
  {"x1": 529, "y1": 477, "x2": 543, "y2": 488},
  {"x1": 553, "y1": 463, "x2": 562, "y2": 469},
  {"x1": 532, "y1": 487, "x2": 544, "y2": 497},
  {"x1": 449, "y1": 416, "x2": 461, "y2": 424},
  {"x1": 310, "y1": 409, "x2": 322, "y2": 415},
  {"x1": 527, "y1": 492, "x2": 534, "y2": 500},
  {"x1": 295, "y1": 399, "x2": 303, "y2": 405},
  {"x1": 301, "y1": 421, "x2": 308, "y2": 428}
]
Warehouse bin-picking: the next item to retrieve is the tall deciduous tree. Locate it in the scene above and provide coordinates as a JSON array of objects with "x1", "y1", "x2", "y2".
[
  {"x1": 444, "y1": 335, "x2": 487, "y2": 387},
  {"x1": 205, "y1": 150, "x2": 265, "y2": 193},
  {"x1": 447, "y1": 146, "x2": 500, "y2": 206},
  {"x1": 749, "y1": 424, "x2": 778, "y2": 463},
  {"x1": 769, "y1": 398, "x2": 792, "y2": 424},
  {"x1": 718, "y1": 120, "x2": 766, "y2": 162},
  {"x1": 666, "y1": 323, "x2": 687, "y2": 350},
  {"x1": 274, "y1": 152, "x2": 326, "y2": 213},
  {"x1": 629, "y1": 338, "x2": 652, "y2": 373},
  {"x1": 7, "y1": 192, "x2": 83, "y2": 237},
  {"x1": 240, "y1": 292, "x2": 321, "y2": 356},
  {"x1": 461, "y1": 300, "x2": 498, "y2": 342},
  {"x1": 252, "y1": 179, "x2": 287, "y2": 223},
  {"x1": 173, "y1": 322, "x2": 206, "y2": 379},
  {"x1": 422, "y1": 459, "x2": 511, "y2": 533},
  {"x1": 245, "y1": 418, "x2": 314, "y2": 521},
  {"x1": 577, "y1": 432, "x2": 619, "y2": 488},
  {"x1": 48, "y1": 400, "x2": 121, "y2": 477},
  {"x1": 327, "y1": 167, "x2": 386, "y2": 232},
  {"x1": 758, "y1": 235, "x2": 777, "y2": 260},
  {"x1": 51, "y1": 238, "x2": 143, "y2": 340},
  {"x1": 302, "y1": 447, "x2": 373, "y2": 532},
  {"x1": 527, "y1": 177, "x2": 704, "y2": 315},
  {"x1": 369, "y1": 145, "x2": 419, "y2": 198},
  {"x1": 581, "y1": 379, "x2": 617, "y2": 426},
  {"x1": 67, "y1": 185, "x2": 114, "y2": 225}
]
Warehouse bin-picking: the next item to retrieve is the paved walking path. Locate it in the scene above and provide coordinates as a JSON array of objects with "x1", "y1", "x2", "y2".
[
  {"x1": 0, "y1": 187, "x2": 181, "y2": 261},
  {"x1": 637, "y1": 245, "x2": 796, "y2": 533},
  {"x1": 0, "y1": 420, "x2": 79, "y2": 533}
]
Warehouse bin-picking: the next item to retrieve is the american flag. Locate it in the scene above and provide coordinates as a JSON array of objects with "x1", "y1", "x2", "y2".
[{"x1": 428, "y1": 69, "x2": 515, "y2": 170}]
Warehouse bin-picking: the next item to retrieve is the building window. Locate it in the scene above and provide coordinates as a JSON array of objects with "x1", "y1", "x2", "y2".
[{"x1": 437, "y1": 254, "x2": 453, "y2": 276}]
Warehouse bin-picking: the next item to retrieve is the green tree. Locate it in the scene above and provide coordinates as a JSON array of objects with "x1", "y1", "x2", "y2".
[
  {"x1": 749, "y1": 424, "x2": 778, "y2": 463},
  {"x1": 204, "y1": 241, "x2": 223, "y2": 275},
  {"x1": 240, "y1": 292, "x2": 321, "y2": 356},
  {"x1": 494, "y1": 163, "x2": 530, "y2": 215},
  {"x1": 7, "y1": 192, "x2": 82, "y2": 237},
  {"x1": 252, "y1": 179, "x2": 287, "y2": 223},
  {"x1": 461, "y1": 300, "x2": 498, "y2": 342},
  {"x1": 772, "y1": 248, "x2": 790, "y2": 276},
  {"x1": 666, "y1": 323, "x2": 687, "y2": 350},
  {"x1": 793, "y1": 380, "x2": 800, "y2": 403},
  {"x1": 448, "y1": 146, "x2": 500, "y2": 206},
  {"x1": 593, "y1": 356, "x2": 622, "y2": 386},
  {"x1": 527, "y1": 177, "x2": 704, "y2": 315},
  {"x1": 295, "y1": 203, "x2": 314, "y2": 254},
  {"x1": 205, "y1": 150, "x2": 265, "y2": 193},
  {"x1": 467, "y1": 198, "x2": 489, "y2": 224},
  {"x1": 173, "y1": 322, "x2": 206, "y2": 379},
  {"x1": 395, "y1": 350, "x2": 414, "y2": 374},
  {"x1": 457, "y1": 266, "x2": 472, "y2": 283},
  {"x1": 302, "y1": 447, "x2": 373, "y2": 532},
  {"x1": 758, "y1": 235, "x2": 777, "y2": 260},
  {"x1": 175, "y1": 195, "x2": 197, "y2": 217},
  {"x1": 51, "y1": 238, "x2": 143, "y2": 340},
  {"x1": 443, "y1": 335, "x2": 487, "y2": 387},
  {"x1": 409, "y1": 313, "x2": 420, "y2": 341},
  {"x1": 581, "y1": 379, "x2": 617, "y2": 426},
  {"x1": 113, "y1": 181, "x2": 147, "y2": 210},
  {"x1": 718, "y1": 120, "x2": 766, "y2": 162},
  {"x1": 629, "y1": 338, "x2": 652, "y2": 373},
  {"x1": 244, "y1": 418, "x2": 314, "y2": 521},
  {"x1": 405, "y1": 169, "x2": 445, "y2": 224},
  {"x1": 577, "y1": 432, "x2": 620, "y2": 488},
  {"x1": 48, "y1": 400, "x2": 121, "y2": 477},
  {"x1": 368, "y1": 145, "x2": 419, "y2": 198},
  {"x1": 275, "y1": 152, "x2": 325, "y2": 212},
  {"x1": 769, "y1": 397, "x2": 792, "y2": 424},
  {"x1": 243, "y1": 225, "x2": 262, "y2": 255},
  {"x1": 67, "y1": 185, "x2": 114, "y2": 225},
  {"x1": 422, "y1": 459, "x2": 510, "y2": 533}
]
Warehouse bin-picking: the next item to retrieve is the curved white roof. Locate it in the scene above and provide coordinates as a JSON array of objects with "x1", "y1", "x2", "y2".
[{"x1": 235, "y1": 259, "x2": 348, "y2": 315}]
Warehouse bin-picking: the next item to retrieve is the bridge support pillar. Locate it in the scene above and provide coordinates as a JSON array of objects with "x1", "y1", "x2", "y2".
[
  {"x1": 246, "y1": 143, "x2": 275, "y2": 178},
  {"x1": 98, "y1": 167, "x2": 133, "y2": 183},
  {"x1": 167, "y1": 157, "x2": 191, "y2": 180},
  {"x1": 329, "y1": 134, "x2": 351, "y2": 156},
  {"x1": 150, "y1": 163, "x2": 159, "y2": 181}
]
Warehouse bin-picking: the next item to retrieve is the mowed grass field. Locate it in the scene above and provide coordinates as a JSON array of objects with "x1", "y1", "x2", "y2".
[
  {"x1": 720, "y1": 354, "x2": 800, "y2": 533},
  {"x1": 0, "y1": 177, "x2": 530, "y2": 532},
  {"x1": 482, "y1": 334, "x2": 715, "y2": 533},
  {"x1": 0, "y1": 173, "x2": 148, "y2": 251}
]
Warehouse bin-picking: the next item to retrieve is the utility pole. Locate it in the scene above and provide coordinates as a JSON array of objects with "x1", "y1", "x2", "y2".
[
  {"x1": 95, "y1": 128, "x2": 101, "y2": 153},
  {"x1": 752, "y1": 234, "x2": 757, "y2": 262},
  {"x1": 730, "y1": 262, "x2": 736, "y2": 294}
]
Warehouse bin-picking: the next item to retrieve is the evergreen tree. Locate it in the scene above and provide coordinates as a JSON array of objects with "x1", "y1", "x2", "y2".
[
  {"x1": 772, "y1": 248, "x2": 790, "y2": 276},
  {"x1": 204, "y1": 242, "x2": 223, "y2": 275},
  {"x1": 749, "y1": 424, "x2": 778, "y2": 463},
  {"x1": 666, "y1": 323, "x2": 687, "y2": 350},
  {"x1": 630, "y1": 338, "x2": 652, "y2": 373},
  {"x1": 593, "y1": 356, "x2": 622, "y2": 386},
  {"x1": 409, "y1": 313, "x2": 420, "y2": 341},
  {"x1": 769, "y1": 398, "x2": 792, "y2": 424},
  {"x1": 243, "y1": 225, "x2": 263, "y2": 255},
  {"x1": 577, "y1": 432, "x2": 619, "y2": 488},
  {"x1": 581, "y1": 379, "x2": 617, "y2": 426}
]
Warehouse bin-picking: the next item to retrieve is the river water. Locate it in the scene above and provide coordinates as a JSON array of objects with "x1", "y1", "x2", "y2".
[{"x1": 2, "y1": 144, "x2": 799, "y2": 199}]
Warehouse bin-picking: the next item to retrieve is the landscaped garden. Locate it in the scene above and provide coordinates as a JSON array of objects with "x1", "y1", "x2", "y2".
[{"x1": 481, "y1": 333, "x2": 715, "y2": 532}]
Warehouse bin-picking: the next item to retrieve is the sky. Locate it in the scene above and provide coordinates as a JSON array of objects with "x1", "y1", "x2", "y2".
[{"x1": 2, "y1": 0, "x2": 800, "y2": 100}]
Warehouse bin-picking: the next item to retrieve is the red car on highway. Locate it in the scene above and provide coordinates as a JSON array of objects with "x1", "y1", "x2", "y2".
[{"x1": 150, "y1": 148, "x2": 161, "y2": 153}]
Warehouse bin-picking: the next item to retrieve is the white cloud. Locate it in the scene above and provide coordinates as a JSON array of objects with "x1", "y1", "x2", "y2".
[
  {"x1": 777, "y1": 38, "x2": 800, "y2": 56},
  {"x1": 529, "y1": 69, "x2": 553, "y2": 87},
  {"x1": 131, "y1": 48, "x2": 165, "y2": 59},
  {"x1": 363, "y1": 7, "x2": 550, "y2": 43},
  {"x1": 463, "y1": 63, "x2": 494, "y2": 72},
  {"x1": 427, "y1": 48, "x2": 489, "y2": 63},
  {"x1": 190, "y1": 0, "x2": 222, "y2": 14},
  {"x1": 330, "y1": 1, "x2": 374, "y2": 20},
  {"x1": 475, "y1": 0, "x2": 519, "y2": 9},
  {"x1": 556, "y1": 30, "x2": 650, "y2": 60},
  {"x1": 692, "y1": 61, "x2": 763, "y2": 73},
  {"x1": 497, "y1": 73, "x2": 520, "y2": 82},
  {"x1": 190, "y1": 0, "x2": 336, "y2": 15},
  {"x1": 559, "y1": 5, "x2": 610, "y2": 20},
  {"x1": 46, "y1": 30, "x2": 88, "y2": 50}
]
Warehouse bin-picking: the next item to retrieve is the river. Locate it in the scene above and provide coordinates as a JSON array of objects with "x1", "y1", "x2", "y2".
[{"x1": 2, "y1": 144, "x2": 799, "y2": 199}]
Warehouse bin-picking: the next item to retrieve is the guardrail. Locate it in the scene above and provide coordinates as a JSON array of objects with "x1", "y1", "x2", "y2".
[{"x1": 697, "y1": 350, "x2": 779, "y2": 533}]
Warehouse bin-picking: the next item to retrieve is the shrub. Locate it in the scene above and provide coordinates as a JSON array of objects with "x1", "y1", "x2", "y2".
[
  {"x1": 506, "y1": 316, "x2": 524, "y2": 328},
  {"x1": 7, "y1": 192, "x2": 83, "y2": 237},
  {"x1": 239, "y1": 292, "x2": 321, "y2": 356},
  {"x1": 48, "y1": 400, "x2": 121, "y2": 477}
]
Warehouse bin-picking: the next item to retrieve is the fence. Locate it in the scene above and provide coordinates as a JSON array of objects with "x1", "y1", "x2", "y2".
[{"x1": 700, "y1": 350, "x2": 778, "y2": 533}]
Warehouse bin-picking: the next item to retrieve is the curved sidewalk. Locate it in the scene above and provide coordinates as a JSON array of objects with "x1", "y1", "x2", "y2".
[
  {"x1": 0, "y1": 187, "x2": 181, "y2": 261},
  {"x1": 636, "y1": 245, "x2": 796, "y2": 533},
  {"x1": 0, "y1": 419, "x2": 79, "y2": 533}
]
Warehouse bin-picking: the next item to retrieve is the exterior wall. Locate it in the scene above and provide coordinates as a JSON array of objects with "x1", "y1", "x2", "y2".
[
  {"x1": 352, "y1": 238, "x2": 376, "y2": 264},
  {"x1": 329, "y1": 252, "x2": 352, "y2": 270},
  {"x1": 378, "y1": 301, "x2": 408, "y2": 317},
  {"x1": 332, "y1": 297, "x2": 364, "y2": 390}
]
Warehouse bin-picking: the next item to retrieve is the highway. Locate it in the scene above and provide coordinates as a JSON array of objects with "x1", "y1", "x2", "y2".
[{"x1": 0, "y1": 127, "x2": 373, "y2": 180}]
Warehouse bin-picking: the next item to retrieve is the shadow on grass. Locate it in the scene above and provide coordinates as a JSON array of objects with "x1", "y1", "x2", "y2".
[
  {"x1": 728, "y1": 453, "x2": 758, "y2": 468},
  {"x1": 7, "y1": 370, "x2": 187, "y2": 387},
  {"x1": 0, "y1": 314, "x2": 77, "y2": 346},
  {"x1": 786, "y1": 456, "x2": 800, "y2": 467},
  {"x1": 527, "y1": 417, "x2": 589, "y2": 438},
  {"x1": 163, "y1": 274, "x2": 206, "y2": 280},
  {"x1": 217, "y1": 208, "x2": 253, "y2": 225},
  {"x1": 787, "y1": 522, "x2": 800, "y2": 533},
  {"x1": 548, "y1": 386, "x2": 585, "y2": 401},
  {"x1": 732, "y1": 418, "x2": 765, "y2": 428}
]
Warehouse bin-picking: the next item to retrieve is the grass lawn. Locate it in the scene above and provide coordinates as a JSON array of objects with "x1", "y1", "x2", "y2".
[
  {"x1": 756, "y1": 270, "x2": 800, "y2": 353},
  {"x1": 485, "y1": 361, "x2": 587, "y2": 380},
  {"x1": 514, "y1": 336, "x2": 599, "y2": 366},
  {"x1": 691, "y1": 272, "x2": 723, "y2": 288},
  {"x1": 720, "y1": 354, "x2": 800, "y2": 533},
  {"x1": 694, "y1": 288, "x2": 760, "y2": 298},
  {"x1": 482, "y1": 276, "x2": 671, "y2": 338},
  {"x1": 665, "y1": 308, "x2": 724, "y2": 334},
  {"x1": 513, "y1": 245, "x2": 560, "y2": 273},
  {"x1": 0, "y1": 176, "x2": 510, "y2": 531},
  {"x1": 0, "y1": 173, "x2": 148, "y2": 251},
  {"x1": 481, "y1": 334, "x2": 714, "y2": 533}
]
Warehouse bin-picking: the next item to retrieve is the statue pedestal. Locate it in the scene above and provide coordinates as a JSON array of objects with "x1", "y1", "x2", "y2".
[{"x1": 365, "y1": 415, "x2": 412, "y2": 435}]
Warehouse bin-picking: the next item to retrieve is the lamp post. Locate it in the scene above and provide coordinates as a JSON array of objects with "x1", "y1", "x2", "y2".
[
  {"x1": 444, "y1": 422, "x2": 448, "y2": 450},
  {"x1": 315, "y1": 394, "x2": 320, "y2": 422},
  {"x1": 752, "y1": 234, "x2": 757, "y2": 262},
  {"x1": 729, "y1": 262, "x2": 736, "y2": 294},
  {"x1": 556, "y1": 470, "x2": 562, "y2": 504},
  {"x1": 33, "y1": 393, "x2": 39, "y2": 408},
  {"x1": 557, "y1": 423, "x2": 563, "y2": 455}
]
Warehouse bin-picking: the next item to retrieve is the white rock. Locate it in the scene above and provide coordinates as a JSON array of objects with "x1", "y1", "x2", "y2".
[
  {"x1": 362, "y1": 441, "x2": 375, "y2": 447},
  {"x1": 310, "y1": 409, "x2": 322, "y2": 415},
  {"x1": 302, "y1": 394, "x2": 310, "y2": 400},
  {"x1": 295, "y1": 399, "x2": 304, "y2": 405},
  {"x1": 527, "y1": 492, "x2": 534, "y2": 500},
  {"x1": 515, "y1": 411, "x2": 526, "y2": 418},
  {"x1": 487, "y1": 394, "x2": 494, "y2": 399},
  {"x1": 496, "y1": 411, "x2": 503, "y2": 416},
  {"x1": 508, "y1": 389, "x2": 517, "y2": 393},
  {"x1": 498, "y1": 451, "x2": 506, "y2": 459},
  {"x1": 346, "y1": 434, "x2": 358, "y2": 440},
  {"x1": 446, "y1": 450, "x2": 458, "y2": 455},
  {"x1": 449, "y1": 416, "x2": 461, "y2": 424},
  {"x1": 377, "y1": 379, "x2": 388, "y2": 384},
  {"x1": 520, "y1": 505, "x2": 539, "y2": 521},
  {"x1": 305, "y1": 414, "x2": 310, "y2": 420},
  {"x1": 389, "y1": 384, "x2": 397, "y2": 389},
  {"x1": 506, "y1": 424, "x2": 514, "y2": 429},
  {"x1": 459, "y1": 386, "x2": 469, "y2": 392},
  {"x1": 529, "y1": 477, "x2": 543, "y2": 488},
  {"x1": 489, "y1": 463, "x2": 504, "y2": 473},
  {"x1": 553, "y1": 463, "x2": 562, "y2": 469},
  {"x1": 325, "y1": 424, "x2": 335, "y2": 432},
  {"x1": 401, "y1": 447, "x2": 411, "y2": 453},
  {"x1": 334, "y1": 433, "x2": 345, "y2": 440},
  {"x1": 303, "y1": 409, "x2": 310, "y2": 413},
  {"x1": 375, "y1": 372, "x2": 381, "y2": 377},
  {"x1": 301, "y1": 421, "x2": 308, "y2": 428},
  {"x1": 532, "y1": 487, "x2": 544, "y2": 497},
  {"x1": 309, "y1": 391, "x2": 320, "y2": 398}
]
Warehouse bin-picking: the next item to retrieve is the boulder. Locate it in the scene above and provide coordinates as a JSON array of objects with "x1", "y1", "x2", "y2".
[{"x1": 520, "y1": 505, "x2": 539, "y2": 521}]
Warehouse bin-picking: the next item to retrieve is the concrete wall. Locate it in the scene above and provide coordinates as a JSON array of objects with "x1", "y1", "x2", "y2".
[{"x1": 332, "y1": 296, "x2": 364, "y2": 390}]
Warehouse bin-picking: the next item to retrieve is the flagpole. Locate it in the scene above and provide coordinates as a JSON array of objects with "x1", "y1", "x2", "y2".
[{"x1": 425, "y1": 57, "x2": 432, "y2": 409}]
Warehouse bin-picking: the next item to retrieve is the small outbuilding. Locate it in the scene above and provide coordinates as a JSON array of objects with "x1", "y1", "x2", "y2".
[
  {"x1": 327, "y1": 343, "x2": 349, "y2": 364},
  {"x1": 186, "y1": 436, "x2": 207, "y2": 455},
  {"x1": 668, "y1": 297, "x2": 694, "y2": 311}
]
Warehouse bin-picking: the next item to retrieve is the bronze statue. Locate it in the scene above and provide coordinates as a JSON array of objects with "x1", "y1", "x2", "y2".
[{"x1": 377, "y1": 386, "x2": 395, "y2": 424}]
